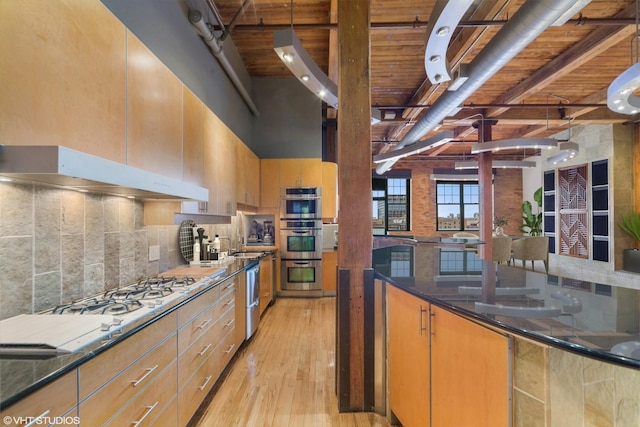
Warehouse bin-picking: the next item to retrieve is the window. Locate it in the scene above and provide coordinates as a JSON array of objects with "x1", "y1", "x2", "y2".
[
  {"x1": 372, "y1": 178, "x2": 410, "y2": 234},
  {"x1": 436, "y1": 181, "x2": 479, "y2": 231},
  {"x1": 439, "y1": 249, "x2": 482, "y2": 275}
]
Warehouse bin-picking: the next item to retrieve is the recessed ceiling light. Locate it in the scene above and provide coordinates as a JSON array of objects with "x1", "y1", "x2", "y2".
[
  {"x1": 0, "y1": 177, "x2": 12, "y2": 182},
  {"x1": 300, "y1": 74, "x2": 310, "y2": 82},
  {"x1": 436, "y1": 26, "x2": 449, "y2": 36},
  {"x1": 282, "y1": 52, "x2": 295, "y2": 63},
  {"x1": 429, "y1": 55, "x2": 441, "y2": 63}
]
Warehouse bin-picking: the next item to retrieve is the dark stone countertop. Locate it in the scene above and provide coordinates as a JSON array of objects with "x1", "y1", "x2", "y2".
[{"x1": 373, "y1": 238, "x2": 640, "y2": 369}]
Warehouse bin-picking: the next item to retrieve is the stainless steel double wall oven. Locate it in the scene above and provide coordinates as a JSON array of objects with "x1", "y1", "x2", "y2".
[{"x1": 280, "y1": 188, "x2": 323, "y2": 291}]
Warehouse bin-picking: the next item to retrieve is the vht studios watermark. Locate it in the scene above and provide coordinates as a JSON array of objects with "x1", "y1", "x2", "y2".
[{"x1": 3, "y1": 415, "x2": 80, "y2": 425}]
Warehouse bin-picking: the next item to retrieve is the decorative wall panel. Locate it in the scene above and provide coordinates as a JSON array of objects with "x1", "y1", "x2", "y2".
[{"x1": 559, "y1": 166, "x2": 588, "y2": 257}]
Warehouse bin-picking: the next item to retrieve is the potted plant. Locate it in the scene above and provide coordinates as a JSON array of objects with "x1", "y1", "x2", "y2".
[
  {"x1": 519, "y1": 187, "x2": 543, "y2": 236},
  {"x1": 494, "y1": 216, "x2": 509, "y2": 236},
  {"x1": 619, "y1": 210, "x2": 640, "y2": 273}
]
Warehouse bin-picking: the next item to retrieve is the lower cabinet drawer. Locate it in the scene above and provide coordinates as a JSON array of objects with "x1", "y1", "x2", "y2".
[
  {"x1": 178, "y1": 325, "x2": 220, "y2": 385},
  {"x1": 0, "y1": 370, "x2": 77, "y2": 426},
  {"x1": 218, "y1": 327, "x2": 237, "y2": 370},
  {"x1": 105, "y1": 360, "x2": 177, "y2": 427},
  {"x1": 79, "y1": 333, "x2": 177, "y2": 425},
  {"x1": 177, "y1": 351, "x2": 220, "y2": 426},
  {"x1": 150, "y1": 395, "x2": 177, "y2": 426}
]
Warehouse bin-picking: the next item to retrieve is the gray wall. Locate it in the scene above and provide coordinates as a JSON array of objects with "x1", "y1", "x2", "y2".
[{"x1": 252, "y1": 78, "x2": 323, "y2": 158}]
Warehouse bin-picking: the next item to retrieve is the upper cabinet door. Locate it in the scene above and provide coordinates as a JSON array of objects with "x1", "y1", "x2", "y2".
[
  {"x1": 260, "y1": 159, "x2": 281, "y2": 208},
  {"x1": 183, "y1": 88, "x2": 205, "y2": 187},
  {"x1": 280, "y1": 159, "x2": 322, "y2": 188},
  {"x1": 0, "y1": 0, "x2": 127, "y2": 162},
  {"x1": 126, "y1": 34, "x2": 183, "y2": 179}
]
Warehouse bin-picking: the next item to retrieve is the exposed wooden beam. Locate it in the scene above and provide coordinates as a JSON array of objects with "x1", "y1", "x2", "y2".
[{"x1": 485, "y1": 3, "x2": 639, "y2": 117}]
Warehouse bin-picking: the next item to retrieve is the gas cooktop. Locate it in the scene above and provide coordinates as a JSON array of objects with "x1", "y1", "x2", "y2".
[{"x1": 0, "y1": 273, "x2": 220, "y2": 356}]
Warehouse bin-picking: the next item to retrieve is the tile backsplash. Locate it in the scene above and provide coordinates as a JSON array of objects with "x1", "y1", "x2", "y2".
[{"x1": 0, "y1": 182, "x2": 237, "y2": 320}]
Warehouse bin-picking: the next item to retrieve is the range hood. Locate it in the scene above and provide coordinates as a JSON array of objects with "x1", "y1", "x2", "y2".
[{"x1": 0, "y1": 145, "x2": 208, "y2": 201}]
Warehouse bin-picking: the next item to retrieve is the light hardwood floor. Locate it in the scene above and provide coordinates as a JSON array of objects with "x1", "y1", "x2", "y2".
[{"x1": 194, "y1": 297, "x2": 392, "y2": 427}]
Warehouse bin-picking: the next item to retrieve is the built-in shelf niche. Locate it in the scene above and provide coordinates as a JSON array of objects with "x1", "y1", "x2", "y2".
[
  {"x1": 591, "y1": 159, "x2": 609, "y2": 262},
  {"x1": 543, "y1": 170, "x2": 556, "y2": 254}
]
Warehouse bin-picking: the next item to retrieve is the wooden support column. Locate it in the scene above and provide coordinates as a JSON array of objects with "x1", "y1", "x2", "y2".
[
  {"x1": 336, "y1": 0, "x2": 371, "y2": 412},
  {"x1": 476, "y1": 119, "x2": 495, "y2": 261}
]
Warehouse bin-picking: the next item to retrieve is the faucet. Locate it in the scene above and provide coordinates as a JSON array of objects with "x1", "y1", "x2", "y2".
[{"x1": 219, "y1": 236, "x2": 233, "y2": 254}]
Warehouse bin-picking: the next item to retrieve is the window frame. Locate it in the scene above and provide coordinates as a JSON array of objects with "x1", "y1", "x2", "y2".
[
  {"x1": 436, "y1": 180, "x2": 479, "y2": 232},
  {"x1": 372, "y1": 177, "x2": 411, "y2": 234}
]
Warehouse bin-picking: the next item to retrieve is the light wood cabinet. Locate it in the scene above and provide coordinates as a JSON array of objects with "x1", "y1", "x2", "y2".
[
  {"x1": 215, "y1": 128, "x2": 237, "y2": 215},
  {"x1": 183, "y1": 87, "x2": 205, "y2": 186},
  {"x1": 0, "y1": 0, "x2": 127, "y2": 163},
  {"x1": 260, "y1": 159, "x2": 281, "y2": 208},
  {"x1": 322, "y1": 161, "x2": 338, "y2": 219},
  {"x1": 126, "y1": 33, "x2": 183, "y2": 180},
  {"x1": 259, "y1": 256, "x2": 273, "y2": 315},
  {"x1": 387, "y1": 285, "x2": 430, "y2": 427},
  {"x1": 177, "y1": 275, "x2": 237, "y2": 425},
  {"x1": 322, "y1": 250, "x2": 337, "y2": 292},
  {"x1": 0, "y1": 370, "x2": 78, "y2": 426},
  {"x1": 387, "y1": 285, "x2": 510, "y2": 427},
  {"x1": 280, "y1": 158, "x2": 322, "y2": 188},
  {"x1": 236, "y1": 142, "x2": 260, "y2": 207},
  {"x1": 78, "y1": 313, "x2": 177, "y2": 425},
  {"x1": 103, "y1": 359, "x2": 177, "y2": 427},
  {"x1": 430, "y1": 306, "x2": 509, "y2": 427}
]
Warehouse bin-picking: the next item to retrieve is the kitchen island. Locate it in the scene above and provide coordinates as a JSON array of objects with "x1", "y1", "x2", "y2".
[
  {"x1": 375, "y1": 238, "x2": 640, "y2": 426},
  {"x1": 0, "y1": 253, "x2": 272, "y2": 424}
]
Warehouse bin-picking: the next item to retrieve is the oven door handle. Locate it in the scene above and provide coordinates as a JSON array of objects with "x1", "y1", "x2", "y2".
[
  {"x1": 292, "y1": 261, "x2": 312, "y2": 265},
  {"x1": 289, "y1": 230, "x2": 312, "y2": 234}
]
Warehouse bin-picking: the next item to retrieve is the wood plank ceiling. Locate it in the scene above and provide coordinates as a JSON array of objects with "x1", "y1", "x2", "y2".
[{"x1": 207, "y1": 0, "x2": 639, "y2": 161}]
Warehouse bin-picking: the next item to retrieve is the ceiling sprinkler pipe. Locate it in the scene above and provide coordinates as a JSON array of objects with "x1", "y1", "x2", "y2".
[{"x1": 189, "y1": 10, "x2": 260, "y2": 116}]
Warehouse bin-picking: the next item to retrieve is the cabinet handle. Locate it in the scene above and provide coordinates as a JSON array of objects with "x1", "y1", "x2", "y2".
[
  {"x1": 25, "y1": 410, "x2": 50, "y2": 427},
  {"x1": 198, "y1": 318, "x2": 213, "y2": 330},
  {"x1": 132, "y1": 401, "x2": 158, "y2": 426},
  {"x1": 198, "y1": 343, "x2": 213, "y2": 356},
  {"x1": 430, "y1": 310, "x2": 436, "y2": 336},
  {"x1": 131, "y1": 365, "x2": 159, "y2": 387},
  {"x1": 199, "y1": 375, "x2": 213, "y2": 391},
  {"x1": 419, "y1": 305, "x2": 428, "y2": 336},
  {"x1": 224, "y1": 344, "x2": 235, "y2": 354},
  {"x1": 223, "y1": 282, "x2": 235, "y2": 291},
  {"x1": 224, "y1": 319, "x2": 234, "y2": 328},
  {"x1": 224, "y1": 299, "x2": 234, "y2": 307}
]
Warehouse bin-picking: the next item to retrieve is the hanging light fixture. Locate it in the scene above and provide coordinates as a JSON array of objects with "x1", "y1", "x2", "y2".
[
  {"x1": 373, "y1": 131, "x2": 454, "y2": 163},
  {"x1": 546, "y1": 141, "x2": 579, "y2": 164},
  {"x1": 423, "y1": 0, "x2": 474, "y2": 85},
  {"x1": 470, "y1": 137, "x2": 557, "y2": 154},
  {"x1": 274, "y1": 28, "x2": 338, "y2": 109},
  {"x1": 607, "y1": 0, "x2": 640, "y2": 115},
  {"x1": 455, "y1": 160, "x2": 537, "y2": 169}
]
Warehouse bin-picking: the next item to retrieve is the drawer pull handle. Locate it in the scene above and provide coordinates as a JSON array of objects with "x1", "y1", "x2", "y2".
[
  {"x1": 419, "y1": 305, "x2": 428, "y2": 336},
  {"x1": 224, "y1": 319, "x2": 234, "y2": 328},
  {"x1": 225, "y1": 344, "x2": 235, "y2": 354},
  {"x1": 224, "y1": 299, "x2": 233, "y2": 307},
  {"x1": 25, "y1": 410, "x2": 50, "y2": 427},
  {"x1": 199, "y1": 375, "x2": 213, "y2": 391},
  {"x1": 223, "y1": 283, "x2": 235, "y2": 291},
  {"x1": 131, "y1": 365, "x2": 159, "y2": 387},
  {"x1": 198, "y1": 318, "x2": 213, "y2": 330},
  {"x1": 132, "y1": 401, "x2": 158, "y2": 426},
  {"x1": 198, "y1": 343, "x2": 213, "y2": 356}
]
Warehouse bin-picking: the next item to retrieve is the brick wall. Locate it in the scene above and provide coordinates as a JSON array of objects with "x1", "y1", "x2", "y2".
[{"x1": 386, "y1": 158, "x2": 523, "y2": 237}]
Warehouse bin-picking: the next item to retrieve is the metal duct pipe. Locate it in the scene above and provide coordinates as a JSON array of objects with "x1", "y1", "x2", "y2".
[
  {"x1": 376, "y1": 0, "x2": 578, "y2": 174},
  {"x1": 188, "y1": 10, "x2": 260, "y2": 116}
]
